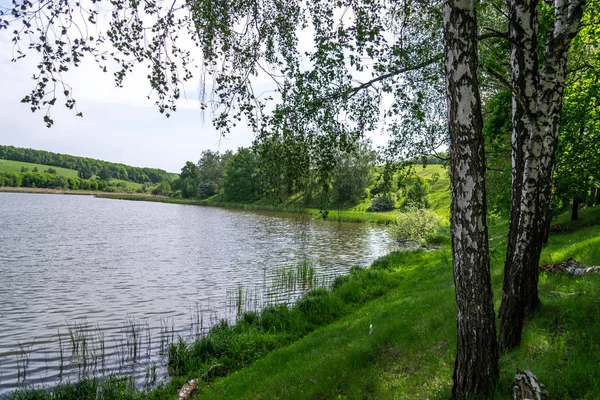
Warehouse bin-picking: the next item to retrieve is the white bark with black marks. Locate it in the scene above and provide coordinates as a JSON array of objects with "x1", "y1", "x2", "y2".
[
  {"x1": 444, "y1": 0, "x2": 499, "y2": 397},
  {"x1": 499, "y1": 0, "x2": 585, "y2": 351}
]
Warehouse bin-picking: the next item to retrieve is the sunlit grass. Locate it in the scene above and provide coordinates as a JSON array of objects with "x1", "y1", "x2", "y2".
[
  {"x1": 194, "y1": 209, "x2": 600, "y2": 400},
  {"x1": 0, "y1": 159, "x2": 79, "y2": 177},
  {"x1": 414, "y1": 164, "x2": 450, "y2": 220}
]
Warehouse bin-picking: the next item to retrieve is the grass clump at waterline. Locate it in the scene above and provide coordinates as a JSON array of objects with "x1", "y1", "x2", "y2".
[{"x1": 166, "y1": 260, "x2": 406, "y2": 380}]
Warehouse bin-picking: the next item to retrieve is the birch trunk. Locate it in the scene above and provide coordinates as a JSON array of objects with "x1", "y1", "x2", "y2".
[
  {"x1": 499, "y1": 0, "x2": 584, "y2": 352},
  {"x1": 443, "y1": 1, "x2": 499, "y2": 397}
]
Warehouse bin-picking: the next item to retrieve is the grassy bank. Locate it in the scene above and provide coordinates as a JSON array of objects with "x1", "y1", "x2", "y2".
[{"x1": 188, "y1": 206, "x2": 600, "y2": 399}]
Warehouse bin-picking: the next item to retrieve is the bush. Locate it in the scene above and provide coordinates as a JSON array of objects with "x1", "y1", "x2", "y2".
[
  {"x1": 401, "y1": 176, "x2": 430, "y2": 209},
  {"x1": 52, "y1": 175, "x2": 69, "y2": 189},
  {"x1": 152, "y1": 181, "x2": 171, "y2": 196},
  {"x1": 368, "y1": 192, "x2": 396, "y2": 211},
  {"x1": 388, "y1": 208, "x2": 446, "y2": 246}
]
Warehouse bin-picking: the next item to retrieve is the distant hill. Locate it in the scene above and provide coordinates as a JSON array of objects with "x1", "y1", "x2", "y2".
[{"x1": 0, "y1": 145, "x2": 175, "y2": 184}]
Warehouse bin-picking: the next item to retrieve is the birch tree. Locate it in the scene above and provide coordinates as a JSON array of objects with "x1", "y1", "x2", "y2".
[
  {"x1": 497, "y1": 0, "x2": 585, "y2": 351},
  {"x1": 444, "y1": 0, "x2": 498, "y2": 396}
]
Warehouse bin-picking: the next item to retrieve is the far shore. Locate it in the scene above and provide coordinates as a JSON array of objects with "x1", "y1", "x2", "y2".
[
  {"x1": 0, "y1": 187, "x2": 96, "y2": 195},
  {"x1": 0, "y1": 186, "x2": 168, "y2": 198},
  {"x1": 0, "y1": 187, "x2": 396, "y2": 224}
]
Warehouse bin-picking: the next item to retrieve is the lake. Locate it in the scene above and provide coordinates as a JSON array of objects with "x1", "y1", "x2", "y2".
[{"x1": 0, "y1": 192, "x2": 394, "y2": 393}]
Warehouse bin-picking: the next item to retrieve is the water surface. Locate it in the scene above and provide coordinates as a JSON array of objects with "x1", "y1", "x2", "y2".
[{"x1": 0, "y1": 192, "x2": 394, "y2": 393}]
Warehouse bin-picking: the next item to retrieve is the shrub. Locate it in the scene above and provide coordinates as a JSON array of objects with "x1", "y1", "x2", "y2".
[
  {"x1": 388, "y1": 208, "x2": 446, "y2": 246},
  {"x1": 52, "y1": 175, "x2": 69, "y2": 189},
  {"x1": 401, "y1": 176, "x2": 430, "y2": 209},
  {"x1": 152, "y1": 181, "x2": 171, "y2": 196},
  {"x1": 428, "y1": 171, "x2": 440, "y2": 184},
  {"x1": 368, "y1": 192, "x2": 396, "y2": 212}
]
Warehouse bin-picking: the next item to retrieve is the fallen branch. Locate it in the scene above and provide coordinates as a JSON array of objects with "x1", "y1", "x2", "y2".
[
  {"x1": 539, "y1": 258, "x2": 600, "y2": 275},
  {"x1": 514, "y1": 369, "x2": 545, "y2": 400},
  {"x1": 178, "y1": 364, "x2": 224, "y2": 400}
]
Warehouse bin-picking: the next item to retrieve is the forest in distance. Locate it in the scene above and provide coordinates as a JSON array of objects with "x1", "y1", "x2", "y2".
[{"x1": 2, "y1": 92, "x2": 598, "y2": 222}]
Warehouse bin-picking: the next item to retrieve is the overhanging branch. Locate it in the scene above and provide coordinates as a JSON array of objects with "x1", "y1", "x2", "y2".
[
  {"x1": 483, "y1": 65, "x2": 525, "y2": 107},
  {"x1": 338, "y1": 54, "x2": 443, "y2": 100}
]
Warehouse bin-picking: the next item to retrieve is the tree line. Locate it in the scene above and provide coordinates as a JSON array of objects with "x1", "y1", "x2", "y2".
[
  {"x1": 169, "y1": 144, "x2": 377, "y2": 205},
  {"x1": 168, "y1": 142, "x2": 436, "y2": 214},
  {"x1": 0, "y1": 145, "x2": 173, "y2": 184},
  {"x1": 0, "y1": 171, "x2": 98, "y2": 190}
]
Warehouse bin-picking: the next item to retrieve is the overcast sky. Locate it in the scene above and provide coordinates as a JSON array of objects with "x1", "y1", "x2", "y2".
[
  {"x1": 0, "y1": 7, "x2": 393, "y2": 173},
  {"x1": 0, "y1": 29, "x2": 255, "y2": 173}
]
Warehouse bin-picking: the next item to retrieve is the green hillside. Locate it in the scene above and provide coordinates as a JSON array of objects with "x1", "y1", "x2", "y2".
[
  {"x1": 0, "y1": 159, "x2": 79, "y2": 177},
  {"x1": 0, "y1": 145, "x2": 174, "y2": 183},
  {"x1": 413, "y1": 164, "x2": 450, "y2": 219},
  {"x1": 0, "y1": 159, "x2": 144, "y2": 191}
]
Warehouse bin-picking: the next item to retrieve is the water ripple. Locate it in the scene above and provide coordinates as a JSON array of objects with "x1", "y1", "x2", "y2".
[{"x1": 0, "y1": 192, "x2": 394, "y2": 394}]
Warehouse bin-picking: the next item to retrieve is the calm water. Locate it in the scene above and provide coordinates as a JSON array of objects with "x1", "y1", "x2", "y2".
[{"x1": 0, "y1": 192, "x2": 394, "y2": 393}]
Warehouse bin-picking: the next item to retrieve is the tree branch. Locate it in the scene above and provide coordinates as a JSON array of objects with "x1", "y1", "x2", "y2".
[
  {"x1": 483, "y1": 65, "x2": 525, "y2": 107},
  {"x1": 478, "y1": 28, "x2": 508, "y2": 41},
  {"x1": 340, "y1": 54, "x2": 443, "y2": 100},
  {"x1": 431, "y1": 148, "x2": 450, "y2": 162},
  {"x1": 567, "y1": 63, "x2": 595, "y2": 75}
]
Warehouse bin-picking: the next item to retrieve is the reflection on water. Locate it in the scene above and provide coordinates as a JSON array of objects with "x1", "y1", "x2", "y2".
[{"x1": 0, "y1": 192, "x2": 395, "y2": 393}]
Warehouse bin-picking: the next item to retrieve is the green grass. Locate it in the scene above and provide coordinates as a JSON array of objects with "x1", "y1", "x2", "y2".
[
  {"x1": 0, "y1": 159, "x2": 79, "y2": 177},
  {"x1": 0, "y1": 159, "x2": 147, "y2": 192},
  {"x1": 108, "y1": 178, "x2": 144, "y2": 191},
  {"x1": 553, "y1": 204, "x2": 600, "y2": 230},
  {"x1": 414, "y1": 164, "x2": 450, "y2": 220}
]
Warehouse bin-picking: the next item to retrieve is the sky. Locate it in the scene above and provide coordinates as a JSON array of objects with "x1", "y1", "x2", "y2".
[
  {"x1": 0, "y1": 30, "x2": 255, "y2": 173},
  {"x1": 0, "y1": 5, "x2": 393, "y2": 173}
]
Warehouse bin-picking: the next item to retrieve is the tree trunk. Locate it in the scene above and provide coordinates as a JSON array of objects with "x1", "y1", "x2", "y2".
[
  {"x1": 542, "y1": 207, "x2": 553, "y2": 246},
  {"x1": 498, "y1": 0, "x2": 584, "y2": 353},
  {"x1": 595, "y1": 187, "x2": 600, "y2": 205},
  {"x1": 499, "y1": 0, "x2": 542, "y2": 352},
  {"x1": 571, "y1": 197, "x2": 580, "y2": 220},
  {"x1": 443, "y1": 1, "x2": 499, "y2": 397}
]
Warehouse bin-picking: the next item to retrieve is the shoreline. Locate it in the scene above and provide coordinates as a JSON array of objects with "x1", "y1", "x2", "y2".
[
  {"x1": 0, "y1": 187, "x2": 396, "y2": 224},
  {"x1": 0, "y1": 187, "x2": 96, "y2": 195}
]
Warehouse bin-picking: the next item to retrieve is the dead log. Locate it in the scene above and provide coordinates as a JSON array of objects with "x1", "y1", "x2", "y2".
[
  {"x1": 178, "y1": 364, "x2": 224, "y2": 400},
  {"x1": 539, "y1": 258, "x2": 600, "y2": 275},
  {"x1": 514, "y1": 369, "x2": 544, "y2": 400}
]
